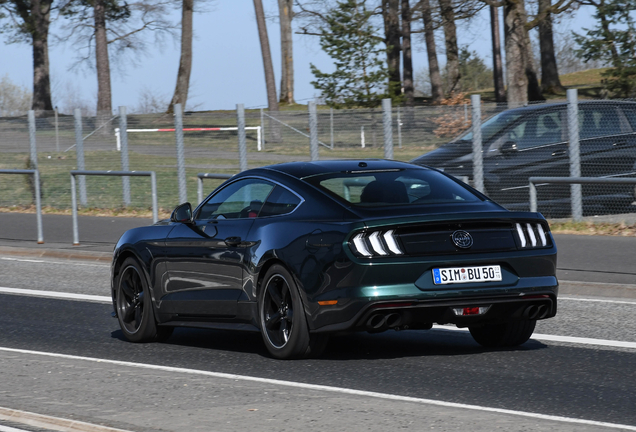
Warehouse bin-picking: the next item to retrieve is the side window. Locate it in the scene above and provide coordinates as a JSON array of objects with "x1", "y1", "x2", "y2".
[
  {"x1": 259, "y1": 186, "x2": 302, "y2": 217},
  {"x1": 507, "y1": 111, "x2": 562, "y2": 149},
  {"x1": 196, "y1": 179, "x2": 274, "y2": 220},
  {"x1": 579, "y1": 106, "x2": 624, "y2": 139},
  {"x1": 620, "y1": 106, "x2": 636, "y2": 132}
]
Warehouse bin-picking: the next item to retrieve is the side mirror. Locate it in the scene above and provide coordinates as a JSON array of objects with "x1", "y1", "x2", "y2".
[
  {"x1": 500, "y1": 141, "x2": 518, "y2": 155},
  {"x1": 171, "y1": 202, "x2": 193, "y2": 223}
]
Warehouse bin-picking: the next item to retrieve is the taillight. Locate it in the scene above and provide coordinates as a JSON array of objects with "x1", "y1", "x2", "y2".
[
  {"x1": 515, "y1": 222, "x2": 549, "y2": 248},
  {"x1": 351, "y1": 229, "x2": 404, "y2": 258}
]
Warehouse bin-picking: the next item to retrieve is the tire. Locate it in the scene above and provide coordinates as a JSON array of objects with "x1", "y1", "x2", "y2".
[
  {"x1": 469, "y1": 319, "x2": 536, "y2": 348},
  {"x1": 114, "y1": 257, "x2": 168, "y2": 343},
  {"x1": 258, "y1": 265, "x2": 328, "y2": 359}
]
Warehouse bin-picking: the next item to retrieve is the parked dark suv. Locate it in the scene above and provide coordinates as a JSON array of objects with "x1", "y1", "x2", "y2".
[{"x1": 411, "y1": 101, "x2": 636, "y2": 216}]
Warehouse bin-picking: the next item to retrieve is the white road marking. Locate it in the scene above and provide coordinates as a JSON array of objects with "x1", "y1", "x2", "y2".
[
  {"x1": 0, "y1": 257, "x2": 108, "y2": 268},
  {"x1": 0, "y1": 346, "x2": 634, "y2": 431},
  {"x1": 0, "y1": 287, "x2": 110, "y2": 304},
  {"x1": 559, "y1": 296, "x2": 636, "y2": 305},
  {"x1": 0, "y1": 425, "x2": 29, "y2": 432},
  {"x1": 433, "y1": 325, "x2": 636, "y2": 349}
]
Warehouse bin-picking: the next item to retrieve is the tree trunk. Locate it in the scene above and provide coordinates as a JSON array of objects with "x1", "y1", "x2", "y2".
[
  {"x1": 94, "y1": 0, "x2": 112, "y2": 128},
  {"x1": 538, "y1": 0, "x2": 564, "y2": 94},
  {"x1": 168, "y1": 0, "x2": 194, "y2": 114},
  {"x1": 253, "y1": 0, "x2": 280, "y2": 142},
  {"x1": 278, "y1": 0, "x2": 295, "y2": 105},
  {"x1": 438, "y1": 0, "x2": 460, "y2": 94},
  {"x1": 490, "y1": 6, "x2": 506, "y2": 103},
  {"x1": 401, "y1": 0, "x2": 414, "y2": 107},
  {"x1": 421, "y1": 0, "x2": 443, "y2": 103},
  {"x1": 503, "y1": 0, "x2": 543, "y2": 106},
  {"x1": 30, "y1": 0, "x2": 54, "y2": 112},
  {"x1": 382, "y1": 0, "x2": 401, "y2": 100}
]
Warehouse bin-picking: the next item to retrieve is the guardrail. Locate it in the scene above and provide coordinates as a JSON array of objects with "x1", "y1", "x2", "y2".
[
  {"x1": 197, "y1": 173, "x2": 234, "y2": 204},
  {"x1": 529, "y1": 176, "x2": 636, "y2": 221},
  {"x1": 70, "y1": 170, "x2": 158, "y2": 245},
  {"x1": 0, "y1": 169, "x2": 43, "y2": 243}
]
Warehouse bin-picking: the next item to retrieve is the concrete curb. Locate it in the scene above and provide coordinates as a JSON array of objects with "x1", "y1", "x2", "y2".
[
  {"x1": 559, "y1": 280, "x2": 636, "y2": 299},
  {"x1": 0, "y1": 407, "x2": 132, "y2": 432},
  {"x1": 0, "y1": 246, "x2": 111, "y2": 263}
]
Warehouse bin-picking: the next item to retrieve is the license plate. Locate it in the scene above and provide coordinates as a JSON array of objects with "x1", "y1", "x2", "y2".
[{"x1": 433, "y1": 265, "x2": 502, "y2": 285}]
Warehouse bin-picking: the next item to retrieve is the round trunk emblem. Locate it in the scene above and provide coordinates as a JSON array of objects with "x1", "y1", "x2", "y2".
[{"x1": 451, "y1": 230, "x2": 473, "y2": 249}]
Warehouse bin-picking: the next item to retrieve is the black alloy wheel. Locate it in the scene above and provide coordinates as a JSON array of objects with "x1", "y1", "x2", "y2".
[
  {"x1": 115, "y1": 257, "x2": 171, "y2": 342},
  {"x1": 259, "y1": 265, "x2": 328, "y2": 359}
]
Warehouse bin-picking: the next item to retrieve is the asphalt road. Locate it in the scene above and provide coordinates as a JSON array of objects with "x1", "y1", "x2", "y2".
[{"x1": 0, "y1": 255, "x2": 636, "y2": 431}]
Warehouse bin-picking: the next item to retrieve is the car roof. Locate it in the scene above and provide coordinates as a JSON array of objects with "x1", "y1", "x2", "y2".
[
  {"x1": 262, "y1": 159, "x2": 425, "y2": 179},
  {"x1": 502, "y1": 100, "x2": 636, "y2": 115}
]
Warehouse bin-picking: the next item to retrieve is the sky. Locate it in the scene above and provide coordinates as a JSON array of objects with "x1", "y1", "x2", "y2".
[{"x1": 0, "y1": 0, "x2": 599, "y2": 113}]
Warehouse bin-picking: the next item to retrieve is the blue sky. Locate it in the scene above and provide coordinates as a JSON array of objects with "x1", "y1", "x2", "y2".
[{"x1": 0, "y1": 0, "x2": 596, "y2": 112}]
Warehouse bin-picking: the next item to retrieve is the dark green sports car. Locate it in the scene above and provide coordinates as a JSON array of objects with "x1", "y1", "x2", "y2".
[{"x1": 111, "y1": 160, "x2": 558, "y2": 359}]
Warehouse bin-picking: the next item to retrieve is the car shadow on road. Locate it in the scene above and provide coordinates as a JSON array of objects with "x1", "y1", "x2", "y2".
[{"x1": 111, "y1": 326, "x2": 548, "y2": 360}]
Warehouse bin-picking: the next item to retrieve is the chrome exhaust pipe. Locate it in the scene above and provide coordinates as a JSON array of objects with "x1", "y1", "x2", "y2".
[
  {"x1": 385, "y1": 313, "x2": 402, "y2": 328},
  {"x1": 523, "y1": 305, "x2": 539, "y2": 320},
  {"x1": 536, "y1": 304, "x2": 548, "y2": 319},
  {"x1": 367, "y1": 314, "x2": 387, "y2": 330}
]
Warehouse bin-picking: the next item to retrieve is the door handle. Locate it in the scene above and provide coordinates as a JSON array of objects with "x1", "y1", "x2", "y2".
[
  {"x1": 612, "y1": 141, "x2": 627, "y2": 147},
  {"x1": 551, "y1": 150, "x2": 566, "y2": 156},
  {"x1": 224, "y1": 236, "x2": 242, "y2": 247}
]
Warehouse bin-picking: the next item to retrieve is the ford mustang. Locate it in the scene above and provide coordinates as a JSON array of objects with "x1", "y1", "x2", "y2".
[{"x1": 111, "y1": 160, "x2": 558, "y2": 359}]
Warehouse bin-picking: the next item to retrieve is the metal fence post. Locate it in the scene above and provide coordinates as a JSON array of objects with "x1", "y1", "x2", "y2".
[
  {"x1": 54, "y1": 107, "x2": 59, "y2": 152},
  {"x1": 74, "y1": 109, "x2": 87, "y2": 206},
  {"x1": 471, "y1": 95, "x2": 484, "y2": 193},
  {"x1": 237, "y1": 104, "x2": 248, "y2": 172},
  {"x1": 397, "y1": 106, "x2": 402, "y2": 149},
  {"x1": 567, "y1": 89, "x2": 582, "y2": 221},
  {"x1": 119, "y1": 106, "x2": 131, "y2": 206},
  {"x1": 71, "y1": 174, "x2": 79, "y2": 245},
  {"x1": 28, "y1": 110, "x2": 37, "y2": 169},
  {"x1": 529, "y1": 181, "x2": 537, "y2": 213},
  {"x1": 308, "y1": 101, "x2": 319, "y2": 161},
  {"x1": 330, "y1": 107, "x2": 334, "y2": 150},
  {"x1": 260, "y1": 108, "x2": 265, "y2": 148},
  {"x1": 382, "y1": 99, "x2": 393, "y2": 159},
  {"x1": 174, "y1": 103, "x2": 187, "y2": 204},
  {"x1": 34, "y1": 169, "x2": 43, "y2": 244},
  {"x1": 150, "y1": 171, "x2": 158, "y2": 223}
]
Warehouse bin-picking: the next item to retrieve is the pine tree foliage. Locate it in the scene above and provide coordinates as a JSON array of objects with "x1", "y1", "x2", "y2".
[
  {"x1": 310, "y1": 0, "x2": 388, "y2": 108},
  {"x1": 574, "y1": 0, "x2": 636, "y2": 97}
]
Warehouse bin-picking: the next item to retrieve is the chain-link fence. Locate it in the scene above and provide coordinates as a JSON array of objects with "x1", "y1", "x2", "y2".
[{"x1": 1, "y1": 94, "x2": 635, "y2": 220}]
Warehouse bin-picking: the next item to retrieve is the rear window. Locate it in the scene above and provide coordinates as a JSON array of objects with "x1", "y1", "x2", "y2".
[{"x1": 303, "y1": 169, "x2": 481, "y2": 207}]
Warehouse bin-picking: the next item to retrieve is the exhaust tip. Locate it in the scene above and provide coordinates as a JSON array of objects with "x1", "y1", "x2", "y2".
[
  {"x1": 367, "y1": 314, "x2": 387, "y2": 330},
  {"x1": 385, "y1": 313, "x2": 402, "y2": 328}
]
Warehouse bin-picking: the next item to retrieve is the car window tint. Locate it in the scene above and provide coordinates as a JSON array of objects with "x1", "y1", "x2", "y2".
[
  {"x1": 460, "y1": 111, "x2": 522, "y2": 142},
  {"x1": 197, "y1": 179, "x2": 274, "y2": 220},
  {"x1": 579, "y1": 106, "x2": 623, "y2": 139},
  {"x1": 507, "y1": 112, "x2": 562, "y2": 149},
  {"x1": 623, "y1": 106, "x2": 636, "y2": 130},
  {"x1": 305, "y1": 169, "x2": 481, "y2": 207},
  {"x1": 259, "y1": 186, "x2": 302, "y2": 217}
]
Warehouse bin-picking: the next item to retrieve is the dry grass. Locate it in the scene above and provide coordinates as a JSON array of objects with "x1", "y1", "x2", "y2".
[{"x1": 548, "y1": 220, "x2": 636, "y2": 236}]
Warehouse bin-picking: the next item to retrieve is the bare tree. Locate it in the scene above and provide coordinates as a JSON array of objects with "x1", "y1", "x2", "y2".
[
  {"x1": 382, "y1": 0, "x2": 401, "y2": 100},
  {"x1": 278, "y1": 0, "x2": 295, "y2": 104},
  {"x1": 401, "y1": 0, "x2": 414, "y2": 107},
  {"x1": 537, "y1": 0, "x2": 564, "y2": 94},
  {"x1": 0, "y1": 0, "x2": 62, "y2": 111},
  {"x1": 168, "y1": 0, "x2": 193, "y2": 114},
  {"x1": 490, "y1": 6, "x2": 505, "y2": 102},
  {"x1": 60, "y1": 0, "x2": 175, "y2": 119},
  {"x1": 438, "y1": 0, "x2": 461, "y2": 94},
  {"x1": 94, "y1": 0, "x2": 112, "y2": 118},
  {"x1": 254, "y1": 0, "x2": 280, "y2": 141},
  {"x1": 419, "y1": 0, "x2": 443, "y2": 102}
]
